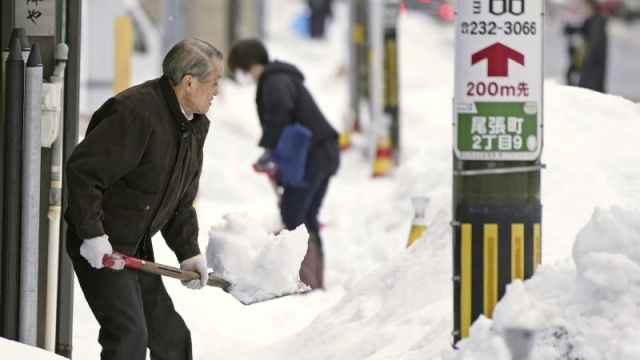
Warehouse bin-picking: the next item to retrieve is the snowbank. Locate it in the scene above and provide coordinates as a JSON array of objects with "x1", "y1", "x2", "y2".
[{"x1": 1, "y1": 337, "x2": 66, "y2": 360}]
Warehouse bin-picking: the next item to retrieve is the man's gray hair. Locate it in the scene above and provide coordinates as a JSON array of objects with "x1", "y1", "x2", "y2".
[{"x1": 162, "y1": 38, "x2": 224, "y2": 86}]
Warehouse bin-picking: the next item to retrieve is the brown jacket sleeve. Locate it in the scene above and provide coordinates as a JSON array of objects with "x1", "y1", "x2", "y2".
[
  {"x1": 161, "y1": 156, "x2": 203, "y2": 262},
  {"x1": 66, "y1": 99, "x2": 152, "y2": 239}
]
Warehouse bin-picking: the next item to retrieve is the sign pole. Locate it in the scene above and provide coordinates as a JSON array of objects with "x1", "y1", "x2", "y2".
[
  {"x1": 452, "y1": 0, "x2": 544, "y2": 344},
  {"x1": 368, "y1": 0, "x2": 384, "y2": 162},
  {"x1": 383, "y1": 0, "x2": 399, "y2": 164},
  {"x1": 355, "y1": 0, "x2": 369, "y2": 132}
]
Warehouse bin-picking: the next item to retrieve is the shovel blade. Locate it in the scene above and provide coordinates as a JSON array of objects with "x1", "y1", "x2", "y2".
[{"x1": 231, "y1": 282, "x2": 312, "y2": 305}]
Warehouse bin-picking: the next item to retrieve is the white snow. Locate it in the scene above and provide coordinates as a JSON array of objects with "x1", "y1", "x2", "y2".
[
  {"x1": 5, "y1": 0, "x2": 640, "y2": 359},
  {"x1": 1, "y1": 337, "x2": 66, "y2": 359},
  {"x1": 206, "y1": 213, "x2": 311, "y2": 304}
]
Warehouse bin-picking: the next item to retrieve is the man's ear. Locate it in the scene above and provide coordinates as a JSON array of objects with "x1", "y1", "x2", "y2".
[{"x1": 181, "y1": 74, "x2": 194, "y2": 92}]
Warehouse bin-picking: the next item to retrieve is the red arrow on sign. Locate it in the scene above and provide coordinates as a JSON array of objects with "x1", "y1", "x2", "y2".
[{"x1": 471, "y1": 42, "x2": 524, "y2": 77}]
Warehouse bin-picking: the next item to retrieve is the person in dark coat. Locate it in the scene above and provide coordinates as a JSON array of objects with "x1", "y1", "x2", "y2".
[
  {"x1": 64, "y1": 38, "x2": 224, "y2": 360},
  {"x1": 227, "y1": 39, "x2": 340, "y2": 290},
  {"x1": 563, "y1": 21, "x2": 583, "y2": 86},
  {"x1": 578, "y1": 0, "x2": 607, "y2": 92},
  {"x1": 308, "y1": 0, "x2": 333, "y2": 39}
]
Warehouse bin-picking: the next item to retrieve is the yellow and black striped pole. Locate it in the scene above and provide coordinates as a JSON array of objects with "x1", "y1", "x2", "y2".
[
  {"x1": 382, "y1": 0, "x2": 400, "y2": 164},
  {"x1": 453, "y1": 205, "x2": 541, "y2": 340},
  {"x1": 349, "y1": 0, "x2": 369, "y2": 133}
]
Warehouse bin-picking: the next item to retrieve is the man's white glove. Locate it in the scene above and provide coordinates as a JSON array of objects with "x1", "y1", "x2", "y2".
[
  {"x1": 80, "y1": 234, "x2": 117, "y2": 269},
  {"x1": 179, "y1": 254, "x2": 208, "y2": 290}
]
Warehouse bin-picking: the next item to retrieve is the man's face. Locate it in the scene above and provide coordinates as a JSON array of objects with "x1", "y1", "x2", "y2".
[{"x1": 187, "y1": 58, "x2": 224, "y2": 115}]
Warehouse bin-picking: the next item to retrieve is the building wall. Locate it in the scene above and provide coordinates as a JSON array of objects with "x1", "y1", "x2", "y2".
[{"x1": 184, "y1": 0, "x2": 230, "y2": 57}]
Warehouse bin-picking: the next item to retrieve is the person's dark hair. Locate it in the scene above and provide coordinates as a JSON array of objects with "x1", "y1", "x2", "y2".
[
  {"x1": 227, "y1": 39, "x2": 269, "y2": 74},
  {"x1": 162, "y1": 38, "x2": 224, "y2": 86}
]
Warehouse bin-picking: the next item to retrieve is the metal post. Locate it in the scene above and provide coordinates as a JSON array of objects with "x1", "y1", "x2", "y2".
[
  {"x1": 1, "y1": 30, "x2": 30, "y2": 268},
  {"x1": 45, "y1": 43, "x2": 67, "y2": 353},
  {"x1": 19, "y1": 43, "x2": 43, "y2": 346},
  {"x1": 236, "y1": 0, "x2": 263, "y2": 39},
  {"x1": 452, "y1": 0, "x2": 544, "y2": 345},
  {"x1": 161, "y1": 0, "x2": 185, "y2": 55},
  {"x1": 339, "y1": 0, "x2": 361, "y2": 151},
  {"x1": 11, "y1": 28, "x2": 32, "y2": 60},
  {"x1": 368, "y1": 0, "x2": 383, "y2": 126},
  {"x1": 257, "y1": 0, "x2": 265, "y2": 39},
  {"x1": 348, "y1": 0, "x2": 358, "y2": 122},
  {"x1": 57, "y1": 0, "x2": 82, "y2": 356},
  {"x1": 2, "y1": 29, "x2": 30, "y2": 116},
  {"x1": 367, "y1": 0, "x2": 383, "y2": 161},
  {"x1": 228, "y1": 0, "x2": 240, "y2": 47},
  {"x1": 355, "y1": 0, "x2": 369, "y2": 132},
  {"x1": 1, "y1": 37, "x2": 25, "y2": 341},
  {"x1": 0, "y1": 0, "x2": 12, "y2": 306},
  {"x1": 383, "y1": 0, "x2": 399, "y2": 164}
]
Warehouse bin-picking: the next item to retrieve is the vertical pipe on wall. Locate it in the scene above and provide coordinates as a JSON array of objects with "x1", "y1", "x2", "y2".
[
  {"x1": 1, "y1": 37, "x2": 25, "y2": 341},
  {"x1": 45, "y1": 43, "x2": 67, "y2": 352},
  {"x1": 57, "y1": 0, "x2": 82, "y2": 356},
  {"x1": 20, "y1": 43, "x2": 43, "y2": 346}
]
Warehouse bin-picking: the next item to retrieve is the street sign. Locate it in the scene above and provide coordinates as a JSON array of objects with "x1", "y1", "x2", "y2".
[{"x1": 454, "y1": 0, "x2": 543, "y2": 161}]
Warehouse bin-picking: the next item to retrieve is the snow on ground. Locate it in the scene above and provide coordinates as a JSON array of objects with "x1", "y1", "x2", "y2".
[
  {"x1": 1, "y1": 337, "x2": 66, "y2": 359},
  {"x1": 6, "y1": 0, "x2": 640, "y2": 358}
]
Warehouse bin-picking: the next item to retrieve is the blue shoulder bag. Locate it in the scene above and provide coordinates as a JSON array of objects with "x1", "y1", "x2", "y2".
[{"x1": 270, "y1": 122, "x2": 312, "y2": 188}]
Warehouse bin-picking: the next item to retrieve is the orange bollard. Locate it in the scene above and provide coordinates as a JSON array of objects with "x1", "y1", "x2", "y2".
[
  {"x1": 372, "y1": 132, "x2": 393, "y2": 177},
  {"x1": 339, "y1": 111, "x2": 355, "y2": 151},
  {"x1": 339, "y1": 132, "x2": 352, "y2": 151}
]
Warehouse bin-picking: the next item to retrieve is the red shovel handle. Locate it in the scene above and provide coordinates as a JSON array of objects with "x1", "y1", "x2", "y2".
[
  {"x1": 252, "y1": 162, "x2": 277, "y2": 179},
  {"x1": 102, "y1": 252, "x2": 141, "y2": 269},
  {"x1": 102, "y1": 252, "x2": 231, "y2": 290}
]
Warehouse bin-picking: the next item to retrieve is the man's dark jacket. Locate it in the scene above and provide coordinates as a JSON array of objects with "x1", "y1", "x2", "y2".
[
  {"x1": 579, "y1": 12, "x2": 607, "y2": 93},
  {"x1": 256, "y1": 61, "x2": 339, "y2": 175},
  {"x1": 64, "y1": 76, "x2": 209, "y2": 262}
]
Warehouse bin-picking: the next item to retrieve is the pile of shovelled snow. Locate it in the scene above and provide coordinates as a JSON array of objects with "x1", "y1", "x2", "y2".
[
  {"x1": 443, "y1": 206, "x2": 640, "y2": 360},
  {"x1": 206, "y1": 213, "x2": 310, "y2": 304}
]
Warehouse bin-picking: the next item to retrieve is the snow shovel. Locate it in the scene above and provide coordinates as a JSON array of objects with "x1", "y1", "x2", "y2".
[{"x1": 102, "y1": 252, "x2": 310, "y2": 305}]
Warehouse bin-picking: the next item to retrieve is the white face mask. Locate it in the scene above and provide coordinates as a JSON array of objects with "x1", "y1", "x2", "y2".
[{"x1": 234, "y1": 69, "x2": 254, "y2": 86}]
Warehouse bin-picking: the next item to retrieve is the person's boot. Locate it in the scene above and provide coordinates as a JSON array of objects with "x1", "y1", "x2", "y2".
[{"x1": 299, "y1": 234, "x2": 324, "y2": 289}]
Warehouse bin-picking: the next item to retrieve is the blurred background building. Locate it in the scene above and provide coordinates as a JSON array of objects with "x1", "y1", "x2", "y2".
[{"x1": 80, "y1": 0, "x2": 265, "y2": 117}]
